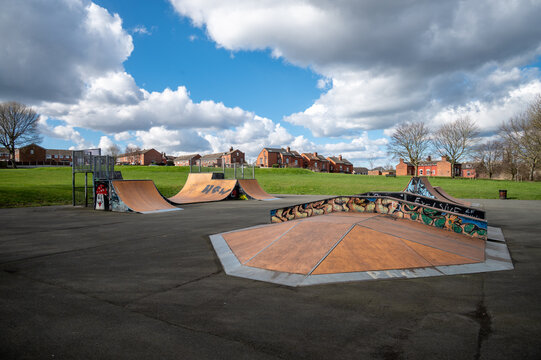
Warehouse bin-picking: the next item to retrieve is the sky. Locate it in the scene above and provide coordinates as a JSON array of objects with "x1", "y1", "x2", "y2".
[{"x1": 1, "y1": 0, "x2": 541, "y2": 167}]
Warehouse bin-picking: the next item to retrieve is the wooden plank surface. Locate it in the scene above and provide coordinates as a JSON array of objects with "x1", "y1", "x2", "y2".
[{"x1": 112, "y1": 180, "x2": 178, "y2": 213}]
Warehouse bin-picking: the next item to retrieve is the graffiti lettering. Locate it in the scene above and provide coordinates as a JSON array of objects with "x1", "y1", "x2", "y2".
[{"x1": 201, "y1": 185, "x2": 214, "y2": 194}]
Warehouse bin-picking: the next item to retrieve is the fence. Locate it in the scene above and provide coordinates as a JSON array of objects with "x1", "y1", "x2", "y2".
[{"x1": 189, "y1": 161, "x2": 255, "y2": 179}]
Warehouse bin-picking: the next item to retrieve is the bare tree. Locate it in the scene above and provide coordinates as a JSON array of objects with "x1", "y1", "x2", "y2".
[
  {"x1": 500, "y1": 97, "x2": 541, "y2": 181},
  {"x1": 474, "y1": 140, "x2": 500, "y2": 179},
  {"x1": 0, "y1": 102, "x2": 42, "y2": 168},
  {"x1": 387, "y1": 121, "x2": 431, "y2": 175},
  {"x1": 106, "y1": 143, "x2": 121, "y2": 163},
  {"x1": 433, "y1": 117, "x2": 479, "y2": 178},
  {"x1": 501, "y1": 139, "x2": 520, "y2": 180},
  {"x1": 124, "y1": 145, "x2": 141, "y2": 165}
]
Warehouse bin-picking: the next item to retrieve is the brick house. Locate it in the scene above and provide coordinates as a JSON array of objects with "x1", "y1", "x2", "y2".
[
  {"x1": 117, "y1": 148, "x2": 164, "y2": 165},
  {"x1": 327, "y1": 155, "x2": 353, "y2": 174},
  {"x1": 222, "y1": 147, "x2": 245, "y2": 166},
  {"x1": 174, "y1": 154, "x2": 201, "y2": 166},
  {"x1": 382, "y1": 170, "x2": 396, "y2": 176},
  {"x1": 46, "y1": 149, "x2": 72, "y2": 164},
  {"x1": 417, "y1": 156, "x2": 461, "y2": 177},
  {"x1": 1, "y1": 147, "x2": 11, "y2": 161},
  {"x1": 353, "y1": 167, "x2": 368, "y2": 175},
  {"x1": 15, "y1": 143, "x2": 47, "y2": 162},
  {"x1": 302, "y1": 152, "x2": 329, "y2": 172},
  {"x1": 462, "y1": 163, "x2": 477, "y2": 178},
  {"x1": 368, "y1": 169, "x2": 382, "y2": 176},
  {"x1": 396, "y1": 159, "x2": 415, "y2": 176},
  {"x1": 257, "y1": 147, "x2": 303, "y2": 168},
  {"x1": 200, "y1": 153, "x2": 223, "y2": 167}
]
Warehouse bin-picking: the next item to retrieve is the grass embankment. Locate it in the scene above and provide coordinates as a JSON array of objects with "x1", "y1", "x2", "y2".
[{"x1": 0, "y1": 166, "x2": 540, "y2": 208}]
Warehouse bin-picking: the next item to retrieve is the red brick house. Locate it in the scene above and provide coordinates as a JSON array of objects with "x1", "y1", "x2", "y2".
[
  {"x1": 15, "y1": 143, "x2": 47, "y2": 162},
  {"x1": 368, "y1": 169, "x2": 382, "y2": 176},
  {"x1": 302, "y1": 152, "x2": 329, "y2": 172},
  {"x1": 462, "y1": 163, "x2": 477, "y2": 178},
  {"x1": 46, "y1": 149, "x2": 72, "y2": 164},
  {"x1": 396, "y1": 159, "x2": 415, "y2": 176},
  {"x1": 222, "y1": 147, "x2": 245, "y2": 166},
  {"x1": 327, "y1": 155, "x2": 353, "y2": 174},
  {"x1": 257, "y1": 147, "x2": 303, "y2": 168},
  {"x1": 200, "y1": 153, "x2": 223, "y2": 167},
  {"x1": 417, "y1": 156, "x2": 461, "y2": 177},
  {"x1": 117, "y1": 148, "x2": 164, "y2": 165},
  {"x1": 174, "y1": 154, "x2": 201, "y2": 166}
]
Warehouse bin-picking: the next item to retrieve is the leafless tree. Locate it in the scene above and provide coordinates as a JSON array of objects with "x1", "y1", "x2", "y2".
[
  {"x1": 0, "y1": 101, "x2": 42, "y2": 168},
  {"x1": 501, "y1": 139, "x2": 520, "y2": 180},
  {"x1": 433, "y1": 117, "x2": 479, "y2": 178},
  {"x1": 500, "y1": 97, "x2": 541, "y2": 181},
  {"x1": 106, "y1": 143, "x2": 121, "y2": 163},
  {"x1": 124, "y1": 145, "x2": 141, "y2": 165},
  {"x1": 474, "y1": 140, "x2": 500, "y2": 179},
  {"x1": 387, "y1": 121, "x2": 431, "y2": 175}
]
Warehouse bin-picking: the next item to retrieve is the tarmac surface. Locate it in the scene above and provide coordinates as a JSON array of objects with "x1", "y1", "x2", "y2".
[{"x1": 1, "y1": 196, "x2": 540, "y2": 359}]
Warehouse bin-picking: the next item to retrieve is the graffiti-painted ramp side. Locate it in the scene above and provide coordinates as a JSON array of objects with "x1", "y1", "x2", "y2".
[
  {"x1": 111, "y1": 180, "x2": 181, "y2": 214},
  {"x1": 168, "y1": 176, "x2": 238, "y2": 204},
  {"x1": 238, "y1": 179, "x2": 278, "y2": 200}
]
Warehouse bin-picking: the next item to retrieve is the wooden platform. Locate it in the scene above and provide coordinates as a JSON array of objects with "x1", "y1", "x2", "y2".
[{"x1": 221, "y1": 213, "x2": 486, "y2": 276}]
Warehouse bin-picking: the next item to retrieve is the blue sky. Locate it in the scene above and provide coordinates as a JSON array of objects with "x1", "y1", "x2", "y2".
[{"x1": 1, "y1": 0, "x2": 540, "y2": 166}]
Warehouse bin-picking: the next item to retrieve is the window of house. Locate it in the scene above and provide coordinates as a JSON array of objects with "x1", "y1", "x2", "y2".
[
  {"x1": 295, "y1": 160, "x2": 298, "y2": 165},
  {"x1": 46, "y1": 154, "x2": 51, "y2": 159},
  {"x1": 419, "y1": 169, "x2": 423, "y2": 175},
  {"x1": 340, "y1": 165, "x2": 342, "y2": 170},
  {"x1": 286, "y1": 158, "x2": 289, "y2": 163},
  {"x1": 467, "y1": 171, "x2": 470, "y2": 176},
  {"x1": 30, "y1": 149, "x2": 34, "y2": 154},
  {"x1": 315, "y1": 161, "x2": 318, "y2": 168},
  {"x1": 433, "y1": 170, "x2": 436, "y2": 176}
]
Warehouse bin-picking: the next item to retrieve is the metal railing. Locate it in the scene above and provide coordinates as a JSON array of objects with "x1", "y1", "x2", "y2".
[{"x1": 189, "y1": 161, "x2": 255, "y2": 179}]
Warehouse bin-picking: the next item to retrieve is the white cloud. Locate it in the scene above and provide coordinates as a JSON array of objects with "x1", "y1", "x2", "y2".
[
  {"x1": 0, "y1": 0, "x2": 133, "y2": 103},
  {"x1": 170, "y1": 0, "x2": 541, "y2": 137},
  {"x1": 135, "y1": 126, "x2": 211, "y2": 155},
  {"x1": 98, "y1": 136, "x2": 116, "y2": 152},
  {"x1": 114, "y1": 131, "x2": 132, "y2": 141},
  {"x1": 132, "y1": 25, "x2": 151, "y2": 35}
]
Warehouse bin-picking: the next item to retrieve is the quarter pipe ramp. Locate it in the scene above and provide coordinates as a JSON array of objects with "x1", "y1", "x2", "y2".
[
  {"x1": 111, "y1": 180, "x2": 181, "y2": 214},
  {"x1": 238, "y1": 179, "x2": 278, "y2": 200},
  {"x1": 168, "y1": 173, "x2": 237, "y2": 204}
]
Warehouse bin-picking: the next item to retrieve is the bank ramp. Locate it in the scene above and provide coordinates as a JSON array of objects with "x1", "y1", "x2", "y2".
[
  {"x1": 111, "y1": 180, "x2": 181, "y2": 214},
  {"x1": 404, "y1": 177, "x2": 471, "y2": 206}
]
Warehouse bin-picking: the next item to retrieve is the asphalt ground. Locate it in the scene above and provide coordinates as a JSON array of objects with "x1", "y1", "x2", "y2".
[{"x1": 1, "y1": 196, "x2": 540, "y2": 359}]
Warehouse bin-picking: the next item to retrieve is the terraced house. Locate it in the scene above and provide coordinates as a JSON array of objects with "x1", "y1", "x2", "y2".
[
  {"x1": 257, "y1": 147, "x2": 303, "y2": 168},
  {"x1": 327, "y1": 155, "x2": 353, "y2": 173},
  {"x1": 301, "y1": 152, "x2": 329, "y2": 172}
]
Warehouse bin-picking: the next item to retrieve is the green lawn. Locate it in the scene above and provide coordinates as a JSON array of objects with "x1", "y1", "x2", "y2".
[{"x1": 0, "y1": 166, "x2": 540, "y2": 208}]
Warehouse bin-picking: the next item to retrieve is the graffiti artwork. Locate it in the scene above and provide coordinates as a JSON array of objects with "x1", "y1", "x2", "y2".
[
  {"x1": 271, "y1": 196, "x2": 487, "y2": 240},
  {"x1": 201, "y1": 184, "x2": 232, "y2": 195},
  {"x1": 362, "y1": 191, "x2": 485, "y2": 219},
  {"x1": 404, "y1": 177, "x2": 435, "y2": 198}
]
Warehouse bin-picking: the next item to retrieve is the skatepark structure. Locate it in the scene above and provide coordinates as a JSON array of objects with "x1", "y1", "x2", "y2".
[
  {"x1": 110, "y1": 180, "x2": 181, "y2": 214},
  {"x1": 210, "y1": 177, "x2": 513, "y2": 286},
  {"x1": 404, "y1": 176, "x2": 472, "y2": 207},
  {"x1": 168, "y1": 173, "x2": 278, "y2": 205}
]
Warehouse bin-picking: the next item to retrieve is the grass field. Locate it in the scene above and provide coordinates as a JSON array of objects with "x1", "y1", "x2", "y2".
[{"x1": 0, "y1": 166, "x2": 540, "y2": 208}]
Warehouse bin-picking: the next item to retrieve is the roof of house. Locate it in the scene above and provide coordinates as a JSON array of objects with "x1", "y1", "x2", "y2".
[
  {"x1": 175, "y1": 154, "x2": 200, "y2": 161},
  {"x1": 263, "y1": 147, "x2": 301, "y2": 157},
  {"x1": 200, "y1": 152, "x2": 224, "y2": 160},
  {"x1": 327, "y1": 156, "x2": 353, "y2": 166},
  {"x1": 117, "y1": 148, "x2": 158, "y2": 157},
  {"x1": 353, "y1": 167, "x2": 369, "y2": 172},
  {"x1": 302, "y1": 153, "x2": 328, "y2": 161},
  {"x1": 46, "y1": 149, "x2": 72, "y2": 156}
]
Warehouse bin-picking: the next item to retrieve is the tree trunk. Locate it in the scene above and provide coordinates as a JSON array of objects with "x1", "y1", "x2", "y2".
[
  {"x1": 9, "y1": 147, "x2": 16, "y2": 169},
  {"x1": 530, "y1": 163, "x2": 535, "y2": 181},
  {"x1": 451, "y1": 160, "x2": 456, "y2": 179}
]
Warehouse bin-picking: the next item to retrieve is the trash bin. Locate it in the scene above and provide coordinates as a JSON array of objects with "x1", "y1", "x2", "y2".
[{"x1": 499, "y1": 189, "x2": 507, "y2": 200}]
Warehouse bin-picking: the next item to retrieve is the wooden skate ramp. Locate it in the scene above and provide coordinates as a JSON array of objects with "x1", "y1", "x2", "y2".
[
  {"x1": 111, "y1": 180, "x2": 180, "y2": 214},
  {"x1": 215, "y1": 213, "x2": 486, "y2": 278},
  {"x1": 434, "y1": 186, "x2": 472, "y2": 207},
  {"x1": 168, "y1": 173, "x2": 237, "y2": 204},
  {"x1": 238, "y1": 179, "x2": 278, "y2": 200}
]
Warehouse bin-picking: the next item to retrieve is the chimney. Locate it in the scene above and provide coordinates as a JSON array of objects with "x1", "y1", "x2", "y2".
[
  {"x1": 427, "y1": 155, "x2": 431, "y2": 161},
  {"x1": 287, "y1": 146, "x2": 290, "y2": 152},
  {"x1": 229, "y1": 146, "x2": 233, "y2": 152},
  {"x1": 399, "y1": 158, "x2": 404, "y2": 163},
  {"x1": 339, "y1": 155, "x2": 343, "y2": 161},
  {"x1": 314, "y1": 152, "x2": 318, "y2": 157}
]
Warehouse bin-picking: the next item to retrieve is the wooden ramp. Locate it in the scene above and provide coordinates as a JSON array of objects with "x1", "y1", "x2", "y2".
[
  {"x1": 238, "y1": 179, "x2": 278, "y2": 200},
  {"x1": 168, "y1": 173, "x2": 237, "y2": 204},
  {"x1": 210, "y1": 210, "x2": 516, "y2": 286},
  {"x1": 111, "y1": 180, "x2": 181, "y2": 214},
  {"x1": 434, "y1": 186, "x2": 472, "y2": 207}
]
